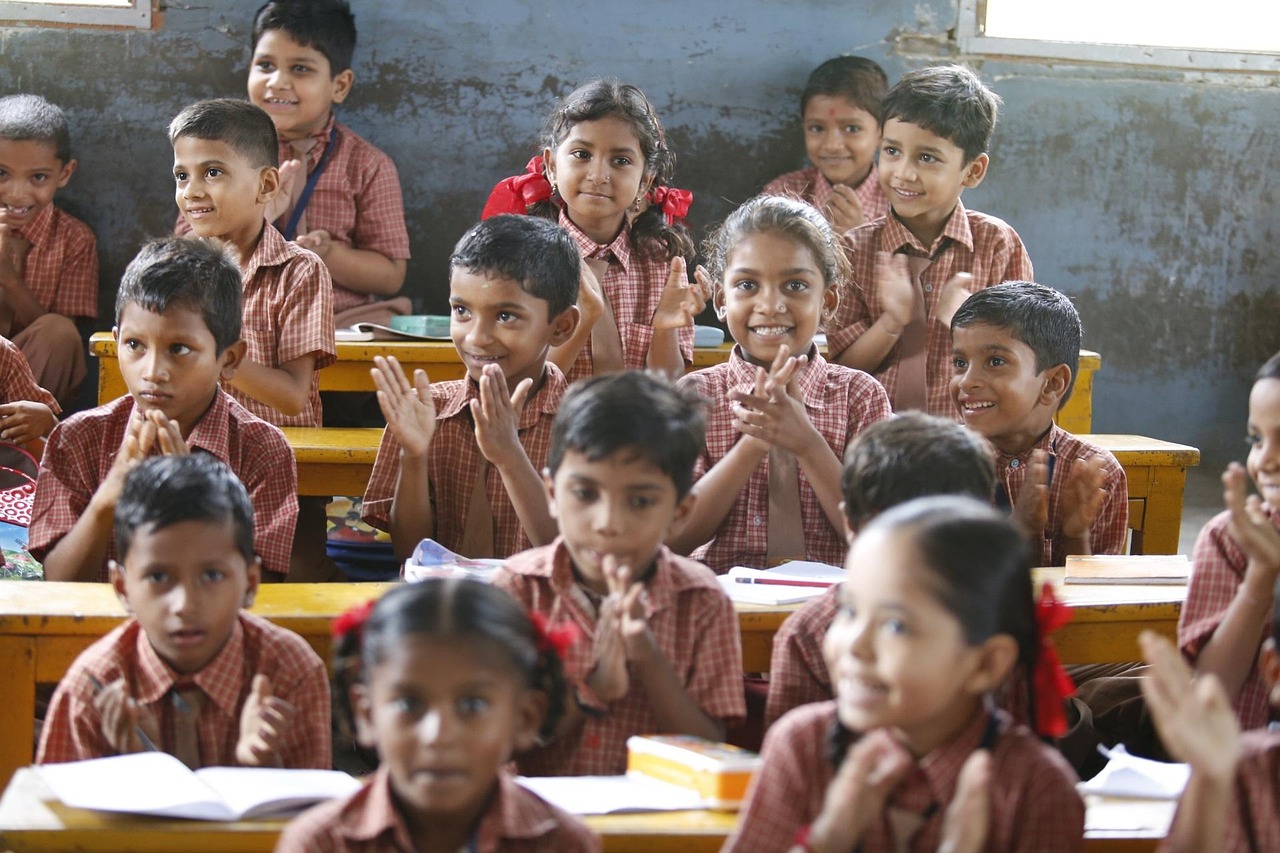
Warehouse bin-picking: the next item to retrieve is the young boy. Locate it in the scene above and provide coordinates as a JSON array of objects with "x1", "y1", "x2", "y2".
[
  {"x1": 37, "y1": 454, "x2": 330, "y2": 769},
  {"x1": 828, "y1": 65, "x2": 1032, "y2": 417},
  {"x1": 0, "y1": 333, "x2": 59, "y2": 446},
  {"x1": 762, "y1": 56, "x2": 890, "y2": 233},
  {"x1": 28, "y1": 237, "x2": 298, "y2": 583},
  {"x1": 362, "y1": 215, "x2": 579, "y2": 560},
  {"x1": 494, "y1": 371, "x2": 745, "y2": 776},
  {"x1": 0, "y1": 94, "x2": 98, "y2": 408},
  {"x1": 765, "y1": 412, "x2": 996, "y2": 726},
  {"x1": 950, "y1": 281, "x2": 1127, "y2": 566}
]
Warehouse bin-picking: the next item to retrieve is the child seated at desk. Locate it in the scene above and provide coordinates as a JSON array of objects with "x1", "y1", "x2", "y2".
[
  {"x1": 37, "y1": 454, "x2": 330, "y2": 769},
  {"x1": 0, "y1": 332, "x2": 59, "y2": 447}
]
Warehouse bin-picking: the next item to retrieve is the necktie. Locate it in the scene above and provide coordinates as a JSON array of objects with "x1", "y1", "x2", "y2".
[
  {"x1": 893, "y1": 253, "x2": 932, "y2": 412},
  {"x1": 766, "y1": 446, "x2": 807, "y2": 565},
  {"x1": 585, "y1": 256, "x2": 625, "y2": 374},
  {"x1": 457, "y1": 458, "x2": 495, "y2": 558},
  {"x1": 171, "y1": 686, "x2": 205, "y2": 769}
]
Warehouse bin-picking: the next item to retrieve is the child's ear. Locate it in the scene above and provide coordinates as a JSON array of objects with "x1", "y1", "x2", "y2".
[
  {"x1": 820, "y1": 284, "x2": 840, "y2": 329},
  {"x1": 666, "y1": 490, "x2": 698, "y2": 540},
  {"x1": 219, "y1": 340, "x2": 248, "y2": 382},
  {"x1": 111, "y1": 325, "x2": 120, "y2": 346},
  {"x1": 1261, "y1": 638, "x2": 1280, "y2": 709},
  {"x1": 330, "y1": 68, "x2": 355, "y2": 105},
  {"x1": 712, "y1": 280, "x2": 727, "y2": 321},
  {"x1": 547, "y1": 305, "x2": 580, "y2": 348},
  {"x1": 1038, "y1": 364, "x2": 1072, "y2": 409},
  {"x1": 257, "y1": 166, "x2": 281, "y2": 204},
  {"x1": 541, "y1": 148, "x2": 556, "y2": 184},
  {"x1": 56, "y1": 158, "x2": 78, "y2": 189},
  {"x1": 350, "y1": 683, "x2": 378, "y2": 749},
  {"x1": 542, "y1": 468, "x2": 559, "y2": 520},
  {"x1": 109, "y1": 560, "x2": 132, "y2": 612},
  {"x1": 513, "y1": 688, "x2": 550, "y2": 753},
  {"x1": 961, "y1": 153, "x2": 989, "y2": 189},
  {"x1": 243, "y1": 556, "x2": 262, "y2": 608},
  {"x1": 840, "y1": 503, "x2": 859, "y2": 545},
  {"x1": 964, "y1": 634, "x2": 1018, "y2": 695}
]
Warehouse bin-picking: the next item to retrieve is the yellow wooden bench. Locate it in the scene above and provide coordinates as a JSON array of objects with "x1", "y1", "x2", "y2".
[{"x1": 1088, "y1": 435, "x2": 1200, "y2": 555}]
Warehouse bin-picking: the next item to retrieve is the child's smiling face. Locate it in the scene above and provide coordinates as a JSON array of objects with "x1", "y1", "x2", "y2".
[
  {"x1": 0, "y1": 138, "x2": 74, "y2": 227},
  {"x1": 1248, "y1": 377, "x2": 1280, "y2": 510},
  {"x1": 543, "y1": 116, "x2": 649, "y2": 246},
  {"x1": 803, "y1": 94, "x2": 880, "y2": 190},
  {"x1": 248, "y1": 28, "x2": 352, "y2": 143}
]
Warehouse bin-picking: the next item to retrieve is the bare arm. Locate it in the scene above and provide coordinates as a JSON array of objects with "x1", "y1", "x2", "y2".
[
  {"x1": 230, "y1": 354, "x2": 316, "y2": 418},
  {"x1": 832, "y1": 252, "x2": 913, "y2": 372},
  {"x1": 646, "y1": 257, "x2": 705, "y2": 379},
  {"x1": 668, "y1": 437, "x2": 766, "y2": 555},
  {"x1": 548, "y1": 260, "x2": 604, "y2": 376},
  {"x1": 372, "y1": 357, "x2": 438, "y2": 561},
  {"x1": 296, "y1": 230, "x2": 406, "y2": 297}
]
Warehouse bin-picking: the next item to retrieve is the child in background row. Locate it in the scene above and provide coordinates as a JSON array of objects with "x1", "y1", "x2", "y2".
[
  {"x1": 763, "y1": 55, "x2": 890, "y2": 234},
  {"x1": 362, "y1": 215, "x2": 578, "y2": 560},
  {"x1": 494, "y1": 372, "x2": 744, "y2": 776},
  {"x1": 672, "y1": 195, "x2": 890, "y2": 572},
  {"x1": 277, "y1": 581, "x2": 599, "y2": 852},
  {"x1": 0, "y1": 94, "x2": 98, "y2": 408},
  {"x1": 39, "y1": 455, "x2": 329, "y2": 769},
  {"x1": 483, "y1": 79, "x2": 706, "y2": 381},
  {"x1": 829, "y1": 64, "x2": 1032, "y2": 417},
  {"x1": 0, "y1": 333, "x2": 58, "y2": 446},
  {"x1": 728, "y1": 497, "x2": 1084, "y2": 853}
]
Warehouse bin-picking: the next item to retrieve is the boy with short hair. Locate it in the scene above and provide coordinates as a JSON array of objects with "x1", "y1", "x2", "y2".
[
  {"x1": 362, "y1": 215, "x2": 578, "y2": 560},
  {"x1": 950, "y1": 281, "x2": 1127, "y2": 566},
  {"x1": 0, "y1": 94, "x2": 98, "y2": 407},
  {"x1": 762, "y1": 56, "x2": 890, "y2": 233},
  {"x1": 494, "y1": 371, "x2": 745, "y2": 776},
  {"x1": 828, "y1": 64, "x2": 1033, "y2": 417},
  {"x1": 765, "y1": 411, "x2": 997, "y2": 726},
  {"x1": 37, "y1": 454, "x2": 330, "y2": 769},
  {"x1": 29, "y1": 237, "x2": 298, "y2": 582}
]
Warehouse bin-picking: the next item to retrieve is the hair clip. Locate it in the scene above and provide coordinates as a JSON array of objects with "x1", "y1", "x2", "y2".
[
  {"x1": 646, "y1": 185, "x2": 693, "y2": 224},
  {"x1": 481, "y1": 155, "x2": 555, "y2": 220},
  {"x1": 332, "y1": 599, "x2": 377, "y2": 642},
  {"x1": 1031, "y1": 582, "x2": 1076, "y2": 738},
  {"x1": 529, "y1": 610, "x2": 580, "y2": 659}
]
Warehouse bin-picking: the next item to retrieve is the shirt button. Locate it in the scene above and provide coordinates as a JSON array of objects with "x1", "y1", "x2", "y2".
[
  {"x1": 752, "y1": 516, "x2": 764, "y2": 526},
  {"x1": 923, "y1": 283, "x2": 933, "y2": 292},
  {"x1": 1010, "y1": 459, "x2": 1021, "y2": 469}
]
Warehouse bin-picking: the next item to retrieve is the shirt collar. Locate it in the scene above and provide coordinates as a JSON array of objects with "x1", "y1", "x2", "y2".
[
  {"x1": 540, "y1": 537, "x2": 688, "y2": 619},
  {"x1": 240, "y1": 223, "x2": 290, "y2": 283},
  {"x1": 341, "y1": 766, "x2": 417, "y2": 850},
  {"x1": 994, "y1": 423, "x2": 1060, "y2": 469},
  {"x1": 436, "y1": 362, "x2": 567, "y2": 424},
  {"x1": 183, "y1": 388, "x2": 233, "y2": 460},
  {"x1": 279, "y1": 113, "x2": 336, "y2": 170},
  {"x1": 13, "y1": 203, "x2": 56, "y2": 247},
  {"x1": 477, "y1": 774, "x2": 561, "y2": 845},
  {"x1": 879, "y1": 199, "x2": 973, "y2": 257},
  {"x1": 725, "y1": 344, "x2": 831, "y2": 412},
  {"x1": 132, "y1": 614, "x2": 247, "y2": 717},
  {"x1": 558, "y1": 209, "x2": 633, "y2": 272},
  {"x1": 901, "y1": 706, "x2": 1005, "y2": 811}
]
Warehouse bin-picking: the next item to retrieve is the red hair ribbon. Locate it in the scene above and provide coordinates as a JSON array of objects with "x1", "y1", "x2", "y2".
[
  {"x1": 332, "y1": 599, "x2": 377, "y2": 642},
  {"x1": 1032, "y1": 582, "x2": 1076, "y2": 738},
  {"x1": 481, "y1": 155, "x2": 554, "y2": 219},
  {"x1": 646, "y1": 185, "x2": 693, "y2": 224},
  {"x1": 529, "y1": 611, "x2": 580, "y2": 659}
]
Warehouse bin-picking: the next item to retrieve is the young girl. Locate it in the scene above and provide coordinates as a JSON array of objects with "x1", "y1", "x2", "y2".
[
  {"x1": 275, "y1": 580, "x2": 600, "y2": 853},
  {"x1": 670, "y1": 194, "x2": 891, "y2": 572},
  {"x1": 481, "y1": 79, "x2": 705, "y2": 381},
  {"x1": 726, "y1": 496, "x2": 1085, "y2": 853}
]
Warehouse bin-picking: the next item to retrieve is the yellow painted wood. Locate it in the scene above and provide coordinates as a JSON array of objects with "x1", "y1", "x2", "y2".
[
  {"x1": 1090, "y1": 435, "x2": 1201, "y2": 555},
  {"x1": 280, "y1": 427, "x2": 381, "y2": 496},
  {"x1": 1056, "y1": 349, "x2": 1100, "y2": 434}
]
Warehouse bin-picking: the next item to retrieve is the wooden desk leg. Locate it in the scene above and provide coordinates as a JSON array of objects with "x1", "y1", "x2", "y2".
[
  {"x1": 1143, "y1": 466, "x2": 1188, "y2": 556},
  {"x1": 0, "y1": 637, "x2": 36, "y2": 789}
]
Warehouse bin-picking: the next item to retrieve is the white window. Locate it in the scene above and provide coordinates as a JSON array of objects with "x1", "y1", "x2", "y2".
[
  {"x1": 958, "y1": 0, "x2": 1280, "y2": 73},
  {"x1": 0, "y1": 0, "x2": 152, "y2": 28}
]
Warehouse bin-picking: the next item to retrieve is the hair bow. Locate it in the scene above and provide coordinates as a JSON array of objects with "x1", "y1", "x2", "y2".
[
  {"x1": 481, "y1": 155, "x2": 554, "y2": 219},
  {"x1": 332, "y1": 599, "x2": 377, "y2": 642},
  {"x1": 1031, "y1": 582, "x2": 1076, "y2": 738},
  {"x1": 646, "y1": 185, "x2": 693, "y2": 224},
  {"x1": 529, "y1": 610, "x2": 580, "y2": 659}
]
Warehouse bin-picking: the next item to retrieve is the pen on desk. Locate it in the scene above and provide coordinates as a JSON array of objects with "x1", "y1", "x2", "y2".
[
  {"x1": 86, "y1": 673, "x2": 161, "y2": 753},
  {"x1": 731, "y1": 577, "x2": 833, "y2": 588}
]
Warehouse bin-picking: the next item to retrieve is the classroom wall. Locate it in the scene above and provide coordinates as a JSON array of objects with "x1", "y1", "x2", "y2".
[{"x1": 1, "y1": 0, "x2": 1275, "y2": 472}]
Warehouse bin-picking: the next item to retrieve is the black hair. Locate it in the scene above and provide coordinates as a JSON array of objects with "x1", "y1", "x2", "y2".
[
  {"x1": 882, "y1": 64, "x2": 1001, "y2": 163},
  {"x1": 331, "y1": 580, "x2": 569, "y2": 766},
  {"x1": 1257, "y1": 351, "x2": 1280, "y2": 382},
  {"x1": 169, "y1": 98, "x2": 279, "y2": 170},
  {"x1": 546, "y1": 370, "x2": 704, "y2": 500},
  {"x1": 114, "y1": 455, "x2": 256, "y2": 565},
  {"x1": 0, "y1": 94, "x2": 72, "y2": 163},
  {"x1": 252, "y1": 0, "x2": 357, "y2": 75},
  {"x1": 530, "y1": 79, "x2": 695, "y2": 264},
  {"x1": 951, "y1": 281, "x2": 1082, "y2": 409},
  {"x1": 841, "y1": 412, "x2": 996, "y2": 529},
  {"x1": 800, "y1": 56, "x2": 890, "y2": 125},
  {"x1": 115, "y1": 237, "x2": 243, "y2": 354},
  {"x1": 703, "y1": 194, "x2": 851, "y2": 296},
  {"x1": 450, "y1": 215, "x2": 581, "y2": 320}
]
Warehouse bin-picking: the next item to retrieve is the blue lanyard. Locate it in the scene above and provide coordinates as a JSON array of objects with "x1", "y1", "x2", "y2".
[{"x1": 277, "y1": 133, "x2": 338, "y2": 241}]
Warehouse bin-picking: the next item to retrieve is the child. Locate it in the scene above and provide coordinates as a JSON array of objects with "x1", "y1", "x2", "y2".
[
  {"x1": 0, "y1": 333, "x2": 59, "y2": 446},
  {"x1": 950, "y1": 281, "x2": 1127, "y2": 567},
  {"x1": 481, "y1": 79, "x2": 705, "y2": 381},
  {"x1": 727, "y1": 496, "x2": 1084, "y2": 852},
  {"x1": 37, "y1": 454, "x2": 330, "y2": 769},
  {"x1": 1179, "y1": 351, "x2": 1280, "y2": 731},
  {"x1": 361, "y1": 215, "x2": 579, "y2": 560},
  {"x1": 827, "y1": 65, "x2": 1032, "y2": 417},
  {"x1": 762, "y1": 55, "x2": 890, "y2": 234},
  {"x1": 29, "y1": 237, "x2": 297, "y2": 582},
  {"x1": 0, "y1": 94, "x2": 98, "y2": 408},
  {"x1": 493, "y1": 371, "x2": 745, "y2": 776},
  {"x1": 765, "y1": 412, "x2": 996, "y2": 726},
  {"x1": 671, "y1": 195, "x2": 891, "y2": 572},
  {"x1": 276, "y1": 580, "x2": 600, "y2": 852}
]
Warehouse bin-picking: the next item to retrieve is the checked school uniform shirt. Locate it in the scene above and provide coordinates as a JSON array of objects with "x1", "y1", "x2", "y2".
[
  {"x1": 0, "y1": 334, "x2": 58, "y2": 411},
  {"x1": 765, "y1": 585, "x2": 839, "y2": 726},
  {"x1": 9, "y1": 203, "x2": 98, "y2": 323},
  {"x1": 763, "y1": 165, "x2": 890, "y2": 232},
  {"x1": 494, "y1": 539, "x2": 745, "y2": 776}
]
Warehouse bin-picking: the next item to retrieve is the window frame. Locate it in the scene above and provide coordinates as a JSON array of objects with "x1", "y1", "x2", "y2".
[{"x1": 0, "y1": 0, "x2": 152, "y2": 29}]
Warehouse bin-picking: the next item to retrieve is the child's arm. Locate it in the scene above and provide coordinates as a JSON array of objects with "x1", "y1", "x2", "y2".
[
  {"x1": 236, "y1": 674, "x2": 296, "y2": 768},
  {"x1": 548, "y1": 260, "x2": 605, "y2": 376},
  {"x1": 827, "y1": 184, "x2": 868, "y2": 234},
  {"x1": 832, "y1": 252, "x2": 915, "y2": 372},
  {"x1": 0, "y1": 400, "x2": 57, "y2": 444},
  {"x1": 802, "y1": 729, "x2": 912, "y2": 853},
  {"x1": 294, "y1": 231, "x2": 407, "y2": 297},
  {"x1": 229, "y1": 354, "x2": 316, "y2": 418},
  {"x1": 0, "y1": 219, "x2": 50, "y2": 332},
  {"x1": 646, "y1": 257, "x2": 706, "y2": 379},
  {"x1": 1058, "y1": 454, "x2": 1109, "y2": 558},
  {"x1": 93, "y1": 676, "x2": 162, "y2": 757},
  {"x1": 1191, "y1": 463, "x2": 1280, "y2": 700},
  {"x1": 1010, "y1": 449, "x2": 1051, "y2": 543},
  {"x1": 371, "y1": 356, "x2": 438, "y2": 560},
  {"x1": 1140, "y1": 631, "x2": 1241, "y2": 853}
]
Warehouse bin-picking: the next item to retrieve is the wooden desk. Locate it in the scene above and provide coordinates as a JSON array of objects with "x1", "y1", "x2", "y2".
[
  {"x1": 1090, "y1": 435, "x2": 1201, "y2": 555},
  {"x1": 280, "y1": 427, "x2": 380, "y2": 496}
]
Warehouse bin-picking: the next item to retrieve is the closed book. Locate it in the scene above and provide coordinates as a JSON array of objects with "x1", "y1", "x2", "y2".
[
  {"x1": 1063, "y1": 554, "x2": 1190, "y2": 585},
  {"x1": 626, "y1": 735, "x2": 762, "y2": 810}
]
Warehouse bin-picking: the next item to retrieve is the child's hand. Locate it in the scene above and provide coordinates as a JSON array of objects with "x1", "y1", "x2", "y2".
[
  {"x1": 372, "y1": 355, "x2": 436, "y2": 459},
  {"x1": 808, "y1": 729, "x2": 912, "y2": 852},
  {"x1": 1060, "y1": 454, "x2": 1108, "y2": 542},
  {"x1": 874, "y1": 251, "x2": 916, "y2": 333},
  {"x1": 94, "y1": 411, "x2": 155, "y2": 512},
  {"x1": 471, "y1": 363, "x2": 532, "y2": 469},
  {"x1": 604, "y1": 558, "x2": 654, "y2": 662},
  {"x1": 728, "y1": 346, "x2": 818, "y2": 457},
  {"x1": 586, "y1": 556, "x2": 632, "y2": 703},
  {"x1": 827, "y1": 184, "x2": 868, "y2": 234},
  {"x1": 935, "y1": 272, "x2": 975, "y2": 328},
  {"x1": 1140, "y1": 631, "x2": 1241, "y2": 784},
  {"x1": 938, "y1": 751, "x2": 992, "y2": 853},
  {"x1": 294, "y1": 229, "x2": 333, "y2": 259},
  {"x1": 144, "y1": 408, "x2": 189, "y2": 457},
  {"x1": 235, "y1": 674, "x2": 296, "y2": 768},
  {"x1": 1010, "y1": 449, "x2": 1050, "y2": 541},
  {"x1": 94, "y1": 677, "x2": 160, "y2": 756},
  {"x1": 1224, "y1": 462, "x2": 1280, "y2": 590},
  {"x1": 0, "y1": 400, "x2": 55, "y2": 445},
  {"x1": 0, "y1": 215, "x2": 31, "y2": 287},
  {"x1": 263, "y1": 158, "x2": 305, "y2": 225},
  {"x1": 651, "y1": 257, "x2": 705, "y2": 331}
]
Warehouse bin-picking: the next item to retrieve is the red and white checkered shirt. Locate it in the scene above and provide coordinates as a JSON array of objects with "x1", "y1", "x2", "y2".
[
  {"x1": 1162, "y1": 728, "x2": 1280, "y2": 853},
  {"x1": 493, "y1": 538, "x2": 745, "y2": 776},
  {"x1": 276, "y1": 766, "x2": 601, "y2": 853},
  {"x1": 37, "y1": 611, "x2": 330, "y2": 769},
  {"x1": 678, "y1": 346, "x2": 891, "y2": 572},
  {"x1": 557, "y1": 211, "x2": 694, "y2": 383},
  {"x1": 827, "y1": 202, "x2": 1033, "y2": 417},
  {"x1": 9, "y1": 203, "x2": 98, "y2": 324},
  {"x1": 234, "y1": 224, "x2": 336, "y2": 427},
  {"x1": 994, "y1": 425, "x2": 1128, "y2": 567},
  {"x1": 0, "y1": 334, "x2": 58, "y2": 411},
  {"x1": 28, "y1": 390, "x2": 299, "y2": 579},
  {"x1": 361, "y1": 365, "x2": 567, "y2": 558},
  {"x1": 762, "y1": 164, "x2": 890, "y2": 232},
  {"x1": 766, "y1": 585, "x2": 839, "y2": 727},
  {"x1": 1179, "y1": 506, "x2": 1280, "y2": 731},
  {"x1": 726, "y1": 701, "x2": 1084, "y2": 853}
]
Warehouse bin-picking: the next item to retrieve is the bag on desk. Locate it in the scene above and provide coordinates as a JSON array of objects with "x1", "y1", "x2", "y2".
[{"x1": 0, "y1": 442, "x2": 38, "y2": 527}]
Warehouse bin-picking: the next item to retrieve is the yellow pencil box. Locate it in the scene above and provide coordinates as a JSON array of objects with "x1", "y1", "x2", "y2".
[{"x1": 626, "y1": 735, "x2": 762, "y2": 810}]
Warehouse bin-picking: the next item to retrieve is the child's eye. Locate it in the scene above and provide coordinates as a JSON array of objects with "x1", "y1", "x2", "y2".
[
  {"x1": 805, "y1": 124, "x2": 823, "y2": 134},
  {"x1": 0, "y1": 169, "x2": 8, "y2": 179},
  {"x1": 570, "y1": 487, "x2": 598, "y2": 503},
  {"x1": 204, "y1": 168, "x2": 223, "y2": 180},
  {"x1": 986, "y1": 356, "x2": 1006, "y2": 368},
  {"x1": 883, "y1": 618, "x2": 908, "y2": 635},
  {"x1": 1247, "y1": 432, "x2": 1262, "y2": 447},
  {"x1": 450, "y1": 305, "x2": 470, "y2": 319},
  {"x1": 123, "y1": 338, "x2": 144, "y2": 353},
  {"x1": 569, "y1": 149, "x2": 590, "y2": 161},
  {"x1": 732, "y1": 279, "x2": 757, "y2": 292},
  {"x1": 392, "y1": 696, "x2": 421, "y2": 715},
  {"x1": 169, "y1": 343, "x2": 192, "y2": 356},
  {"x1": 144, "y1": 570, "x2": 169, "y2": 585},
  {"x1": 881, "y1": 145, "x2": 899, "y2": 158},
  {"x1": 202, "y1": 569, "x2": 226, "y2": 583},
  {"x1": 784, "y1": 280, "x2": 809, "y2": 293},
  {"x1": 919, "y1": 154, "x2": 936, "y2": 164},
  {"x1": 611, "y1": 156, "x2": 632, "y2": 167},
  {"x1": 173, "y1": 171, "x2": 188, "y2": 183},
  {"x1": 255, "y1": 60, "x2": 274, "y2": 72},
  {"x1": 629, "y1": 495, "x2": 657, "y2": 510},
  {"x1": 30, "y1": 174, "x2": 48, "y2": 184},
  {"x1": 951, "y1": 356, "x2": 967, "y2": 371},
  {"x1": 457, "y1": 696, "x2": 490, "y2": 716},
  {"x1": 497, "y1": 311, "x2": 520, "y2": 324},
  {"x1": 292, "y1": 64, "x2": 311, "y2": 74},
  {"x1": 843, "y1": 125, "x2": 861, "y2": 134}
]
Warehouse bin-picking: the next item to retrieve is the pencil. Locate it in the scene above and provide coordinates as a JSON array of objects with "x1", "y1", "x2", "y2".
[{"x1": 86, "y1": 673, "x2": 161, "y2": 753}]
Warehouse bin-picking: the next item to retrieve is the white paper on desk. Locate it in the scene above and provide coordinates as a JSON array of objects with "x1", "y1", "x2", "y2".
[
  {"x1": 716, "y1": 575, "x2": 826, "y2": 605},
  {"x1": 516, "y1": 774, "x2": 707, "y2": 814},
  {"x1": 1083, "y1": 795, "x2": 1177, "y2": 834},
  {"x1": 1076, "y1": 745, "x2": 1190, "y2": 800},
  {"x1": 727, "y1": 562, "x2": 845, "y2": 586},
  {"x1": 37, "y1": 752, "x2": 361, "y2": 821}
]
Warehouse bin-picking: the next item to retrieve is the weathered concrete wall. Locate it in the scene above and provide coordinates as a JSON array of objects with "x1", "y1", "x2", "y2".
[{"x1": 1, "y1": 0, "x2": 1275, "y2": 470}]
